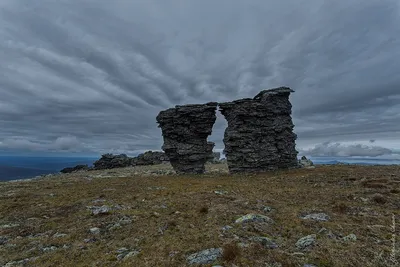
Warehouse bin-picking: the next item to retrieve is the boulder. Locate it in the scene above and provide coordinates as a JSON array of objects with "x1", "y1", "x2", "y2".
[{"x1": 299, "y1": 156, "x2": 314, "y2": 168}]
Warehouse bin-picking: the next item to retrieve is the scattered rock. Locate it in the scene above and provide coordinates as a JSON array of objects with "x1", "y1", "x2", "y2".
[
  {"x1": 53, "y1": 233, "x2": 67, "y2": 238},
  {"x1": 295, "y1": 234, "x2": 316, "y2": 250},
  {"x1": 119, "y1": 216, "x2": 133, "y2": 225},
  {"x1": 186, "y1": 248, "x2": 223, "y2": 265},
  {"x1": 249, "y1": 236, "x2": 278, "y2": 249},
  {"x1": 300, "y1": 213, "x2": 330, "y2": 222},
  {"x1": 108, "y1": 223, "x2": 121, "y2": 231},
  {"x1": 299, "y1": 156, "x2": 314, "y2": 168},
  {"x1": 87, "y1": 205, "x2": 111, "y2": 215},
  {"x1": 222, "y1": 225, "x2": 233, "y2": 231},
  {"x1": 342, "y1": 234, "x2": 357, "y2": 242},
  {"x1": 219, "y1": 87, "x2": 298, "y2": 173},
  {"x1": 156, "y1": 102, "x2": 218, "y2": 174},
  {"x1": 4, "y1": 258, "x2": 37, "y2": 267},
  {"x1": 116, "y1": 248, "x2": 140, "y2": 260},
  {"x1": 0, "y1": 223, "x2": 20, "y2": 229},
  {"x1": 42, "y1": 246, "x2": 58, "y2": 252},
  {"x1": 89, "y1": 227, "x2": 101, "y2": 235},
  {"x1": 235, "y1": 214, "x2": 274, "y2": 224},
  {"x1": 261, "y1": 206, "x2": 273, "y2": 212},
  {"x1": 214, "y1": 190, "x2": 228, "y2": 195}
]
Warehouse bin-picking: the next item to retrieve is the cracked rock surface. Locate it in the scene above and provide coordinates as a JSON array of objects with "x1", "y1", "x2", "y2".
[
  {"x1": 156, "y1": 102, "x2": 218, "y2": 174},
  {"x1": 219, "y1": 87, "x2": 298, "y2": 173}
]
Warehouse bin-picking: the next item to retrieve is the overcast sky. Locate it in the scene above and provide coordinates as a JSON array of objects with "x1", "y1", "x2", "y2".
[{"x1": 1, "y1": 0, "x2": 399, "y2": 158}]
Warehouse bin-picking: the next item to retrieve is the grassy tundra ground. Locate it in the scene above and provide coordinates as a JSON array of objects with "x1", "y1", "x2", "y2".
[{"x1": 0, "y1": 164, "x2": 399, "y2": 267}]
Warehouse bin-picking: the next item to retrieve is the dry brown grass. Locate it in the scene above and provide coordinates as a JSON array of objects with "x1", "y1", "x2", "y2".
[{"x1": 0, "y1": 164, "x2": 399, "y2": 266}]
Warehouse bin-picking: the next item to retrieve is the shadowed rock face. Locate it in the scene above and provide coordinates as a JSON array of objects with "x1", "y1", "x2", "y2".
[
  {"x1": 219, "y1": 87, "x2": 298, "y2": 173},
  {"x1": 156, "y1": 102, "x2": 218, "y2": 174},
  {"x1": 93, "y1": 154, "x2": 134, "y2": 170}
]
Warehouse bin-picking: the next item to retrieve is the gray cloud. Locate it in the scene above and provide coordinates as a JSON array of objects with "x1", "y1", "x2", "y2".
[
  {"x1": 299, "y1": 142, "x2": 394, "y2": 157},
  {"x1": 0, "y1": 136, "x2": 83, "y2": 152},
  {"x1": 1, "y1": 0, "x2": 400, "y2": 155}
]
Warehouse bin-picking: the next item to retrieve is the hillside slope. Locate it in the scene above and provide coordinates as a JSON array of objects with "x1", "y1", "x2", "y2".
[{"x1": 1, "y1": 164, "x2": 399, "y2": 266}]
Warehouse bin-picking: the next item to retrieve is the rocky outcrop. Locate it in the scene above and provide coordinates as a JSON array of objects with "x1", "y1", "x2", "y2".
[
  {"x1": 134, "y1": 151, "x2": 169, "y2": 165},
  {"x1": 207, "y1": 152, "x2": 221, "y2": 164},
  {"x1": 60, "y1": 164, "x2": 89, "y2": 173},
  {"x1": 299, "y1": 156, "x2": 314, "y2": 167},
  {"x1": 156, "y1": 102, "x2": 218, "y2": 174},
  {"x1": 93, "y1": 154, "x2": 134, "y2": 170},
  {"x1": 219, "y1": 87, "x2": 298, "y2": 173}
]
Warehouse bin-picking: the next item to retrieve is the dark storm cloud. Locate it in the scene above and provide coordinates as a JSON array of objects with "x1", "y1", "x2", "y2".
[{"x1": 0, "y1": 0, "x2": 400, "y2": 155}]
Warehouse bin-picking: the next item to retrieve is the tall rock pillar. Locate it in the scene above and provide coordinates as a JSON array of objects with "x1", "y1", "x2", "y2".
[
  {"x1": 219, "y1": 87, "x2": 298, "y2": 173},
  {"x1": 156, "y1": 102, "x2": 218, "y2": 174}
]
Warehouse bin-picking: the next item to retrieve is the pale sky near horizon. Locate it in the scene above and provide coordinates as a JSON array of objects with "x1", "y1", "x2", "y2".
[{"x1": 0, "y1": 0, "x2": 399, "y2": 158}]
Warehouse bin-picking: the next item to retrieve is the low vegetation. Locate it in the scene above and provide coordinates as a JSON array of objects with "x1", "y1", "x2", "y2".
[{"x1": 0, "y1": 164, "x2": 399, "y2": 266}]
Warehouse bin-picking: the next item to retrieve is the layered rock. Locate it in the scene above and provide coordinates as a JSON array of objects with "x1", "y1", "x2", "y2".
[
  {"x1": 93, "y1": 154, "x2": 134, "y2": 170},
  {"x1": 156, "y1": 102, "x2": 218, "y2": 173},
  {"x1": 134, "y1": 151, "x2": 169, "y2": 165},
  {"x1": 219, "y1": 87, "x2": 298, "y2": 173}
]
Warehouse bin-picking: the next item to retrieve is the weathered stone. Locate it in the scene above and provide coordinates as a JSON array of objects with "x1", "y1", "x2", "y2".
[
  {"x1": 134, "y1": 151, "x2": 169, "y2": 165},
  {"x1": 299, "y1": 156, "x2": 314, "y2": 168},
  {"x1": 116, "y1": 248, "x2": 140, "y2": 260},
  {"x1": 87, "y1": 205, "x2": 111, "y2": 215},
  {"x1": 156, "y1": 102, "x2": 218, "y2": 174},
  {"x1": 235, "y1": 214, "x2": 274, "y2": 224},
  {"x1": 93, "y1": 154, "x2": 134, "y2": 170},
  {"x1": 295, "y1": 234, "x2": 316, "y2": 250},
  {"x1": 60, "y1": 164, "x2": 89, "y2": 173},
  {"x1": 219, "y1": 87, "x2": 298, "y2": 173},
  {"x1": 186, "y1": 248, "x2": 222, "y2": 265},
  {"x1": 342, "y1": 234, "x2": 357, "y2": 242},
  {"x1": 300, "y1": 213, "x2": 330, "y2": 222},
  {"x1": 89, "y1": 227, "x2": 101, "y2": 235},
  {"x1": 42, "y1": 246, "x2": 58, "y2": 252}
]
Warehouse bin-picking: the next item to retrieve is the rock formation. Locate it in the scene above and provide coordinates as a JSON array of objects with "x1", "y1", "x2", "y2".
[
  {"x1": 134, "y1": 151, "x2": 169, "y2": 165},
  {"x1": 156, "y1": 102, "x2": 218, "y2": 173},
  {"x1": 93, "y1": 154, "x2": 134, "y2": 170},
  {"x1": 298, "y1": 156, "x2": 314, "y2": 168},
  {"x1": 219, "y1": 87, "x2": 298, "y2": 172},
  {"x1": 60, "y1": 164, "x2": 89, "y2": 173}
]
